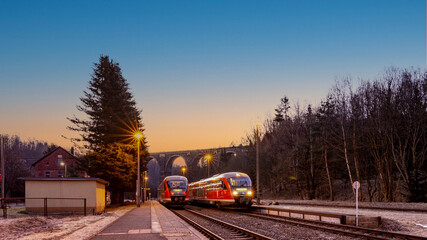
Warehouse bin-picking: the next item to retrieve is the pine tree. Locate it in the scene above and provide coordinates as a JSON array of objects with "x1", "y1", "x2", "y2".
[
  {"x1": 68, "y1": 55, "x2": 144, "y2": 149},
  {"x1": 273, "y1": 96, "x2": 290, "y2": 123},
  {"x1": 68, "y1": 55, "x2": 148, "y2": 204}
]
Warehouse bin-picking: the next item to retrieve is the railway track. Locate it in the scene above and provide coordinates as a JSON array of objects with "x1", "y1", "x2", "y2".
[
  {"x1": 237, "y1": 210, "x2": 426, "y2": 240},
  {"x1": 266, "y1": 202, "x2": 427, "y2": 213},
  {"x1": 171, "y1": 208, "x2": 275, "y2": 240}
]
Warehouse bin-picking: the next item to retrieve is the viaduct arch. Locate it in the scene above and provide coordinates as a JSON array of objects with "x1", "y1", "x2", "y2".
[{"x1": 148, "y1": 145, "x2": 249, "y2": 186}]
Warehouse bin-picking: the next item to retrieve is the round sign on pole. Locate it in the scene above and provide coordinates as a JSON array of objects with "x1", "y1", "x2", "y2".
[{"x1": 353, "y1": 181, "x2": 360, "y2": 190}]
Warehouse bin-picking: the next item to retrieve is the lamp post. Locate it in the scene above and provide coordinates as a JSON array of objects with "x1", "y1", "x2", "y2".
[
  {"x1": 181, "y1": 167, "x2": 186, "y2": 176},
  {"x1": 205, "y1": 154, "x2": 212, "y2": 177},
  {"x1": 1, "y1": 136, "x2": 5, "y2": 206},
  {"x1": 134, "y1": 132, "x2": 143, "y2": 207},
  {"x1": 256, "y1": 123, "x2": 260, "y2": 205},
  {"x1": 144, "y1": 174, "x2": 148, "y2": 202},
  {"x1": 60, "y1": 161, "x2": 67, "y2": 178}
]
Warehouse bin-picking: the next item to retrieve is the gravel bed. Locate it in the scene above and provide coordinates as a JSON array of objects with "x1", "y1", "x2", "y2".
[
  {"x1": 175, "y1": 209, "x2": 253, "y2": 239},
  {"x1": 187, "y1": 206, "x2": 358, "y2": 240}
]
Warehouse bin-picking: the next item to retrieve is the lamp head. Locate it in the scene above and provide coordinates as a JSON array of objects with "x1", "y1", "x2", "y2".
[{"x1": 134, "y1": 132, "x2": 143, "y2": 140}]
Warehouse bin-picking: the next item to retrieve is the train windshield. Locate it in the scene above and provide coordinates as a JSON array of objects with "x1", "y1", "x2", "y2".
[
  {"x1": 167, "y1": 180, "x2": 187, "y2": 189},
  {"x1": 227, "y1": 177, "x2": 252, "y2": 188}
]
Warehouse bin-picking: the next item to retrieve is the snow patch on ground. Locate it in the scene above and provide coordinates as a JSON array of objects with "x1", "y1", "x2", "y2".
[
  {"x1": 0, "y1": 206, "x2": 133, "y2": 240},
  {"x1": 263, "y1": 199, "x2": 427, "y2": 237}
]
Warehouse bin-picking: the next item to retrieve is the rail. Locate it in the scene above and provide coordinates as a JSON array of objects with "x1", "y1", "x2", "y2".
[
  {"x1": 252, "y1": 205, "x2": 350, "y2": 224},
  {"x1": 1, "y1": 197, "x2": 88, "y2": 218},
  {"x1": 185, "y1": 208, "x2": 275, "y2": 240},
  {"x1": 171, "y1": 209, "x2": 224, "y2": 240}
]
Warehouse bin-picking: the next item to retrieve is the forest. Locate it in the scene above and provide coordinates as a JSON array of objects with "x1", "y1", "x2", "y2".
[
  {"x1": 0, "y1": 135, "x2": 51, "y2": 197},
  {"x1": 242, "y1": 68, "x2": 426, "y2": 202}
]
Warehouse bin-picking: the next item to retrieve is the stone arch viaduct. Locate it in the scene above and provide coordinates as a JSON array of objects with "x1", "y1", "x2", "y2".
[{"x1": 148, "y1": 145, "x2": 249, "y2": 183}]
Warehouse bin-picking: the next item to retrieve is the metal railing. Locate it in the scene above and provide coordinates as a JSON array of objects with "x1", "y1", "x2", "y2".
[
  {"x1": 1, "y1": 197, "x2": 88, "y2": 218},
  {"x1": 252, "y1": 205, "x2": 348, "y2": 224}
]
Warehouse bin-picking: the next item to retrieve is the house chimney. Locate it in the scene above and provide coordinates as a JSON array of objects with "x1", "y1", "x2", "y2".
[{"x1": 70, "y1": 147, "x2": 74, "y2": 156}]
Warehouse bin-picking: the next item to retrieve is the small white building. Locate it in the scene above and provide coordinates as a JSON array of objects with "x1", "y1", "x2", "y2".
[{"x1": 21, "y1": 178, "x2": 108, "y2": 214}]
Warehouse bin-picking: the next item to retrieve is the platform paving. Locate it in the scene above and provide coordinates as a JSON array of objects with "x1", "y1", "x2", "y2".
[{"x1": 91, "y1": 201, "x2": 207, "y2": 240}]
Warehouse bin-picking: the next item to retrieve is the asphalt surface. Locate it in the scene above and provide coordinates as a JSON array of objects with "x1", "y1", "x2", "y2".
[{"x1": 91, "y1": 202, "x2": 166, "y2": 240}]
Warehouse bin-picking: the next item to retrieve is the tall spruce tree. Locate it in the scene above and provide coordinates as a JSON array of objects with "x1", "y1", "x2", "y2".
[{"x1": 68, "y1": 55, "x2": 148, "y2": 204}]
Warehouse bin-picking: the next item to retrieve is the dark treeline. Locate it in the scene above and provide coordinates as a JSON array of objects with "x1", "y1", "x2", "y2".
[
  {"x1": 245, "y1": 68, "x2": 426, "y2": 202},
  {"x1": 0, "y1": 135, "x2": 50, "y2": 197}
]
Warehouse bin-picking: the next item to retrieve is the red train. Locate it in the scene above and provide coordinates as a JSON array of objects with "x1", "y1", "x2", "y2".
[
  {"x1": 188, "y1": 172, "x2": 253, "y2": 208},
  {"x1": 158, "y1": 175, "x2": 189, "y2": 206}
]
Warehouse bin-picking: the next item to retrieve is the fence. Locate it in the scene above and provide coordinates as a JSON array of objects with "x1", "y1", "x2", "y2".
[
  {"x1": 253, "y1": 205, "x2": 347, "y2": 224},
  {"x1": 1, "y1": 197, "x2": 87, "y2": 218}
]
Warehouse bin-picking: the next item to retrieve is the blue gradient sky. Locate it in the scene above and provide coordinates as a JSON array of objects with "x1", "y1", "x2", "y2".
[{"x1": 0, "y1": 1, "x2": 425, "y2": 152}]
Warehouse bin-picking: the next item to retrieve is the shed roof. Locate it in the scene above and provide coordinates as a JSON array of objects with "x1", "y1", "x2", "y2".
[{"x1": 19, "y1": 177, "x2": 109, "y2": 185}]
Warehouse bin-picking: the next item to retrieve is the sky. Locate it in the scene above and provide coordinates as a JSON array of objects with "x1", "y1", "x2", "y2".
[{"x1": 0, "y1": 1, "x2": 425, "y2": 153}]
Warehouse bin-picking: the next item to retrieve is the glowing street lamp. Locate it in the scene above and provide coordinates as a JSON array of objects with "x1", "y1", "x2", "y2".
[
  {"x1": 143, "y1": 172, "x2": 148, "y2": 203},
  {"x1": 181, "y1": 167, "x2": 186, "y2": 176},
  {"x1": 60, "y1": 161, "x2": 67, "y2": 178},
  {"x1": 134, "y1": 131, "x2": 143, "y2": 207},
  {"x1": 205, "y1": 154, "x2": 212, "y2": 177}
]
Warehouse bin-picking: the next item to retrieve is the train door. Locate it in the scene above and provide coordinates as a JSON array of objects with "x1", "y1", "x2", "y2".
[{"x1": 220, "y1": 178, "x2": 230, "y2": 199}]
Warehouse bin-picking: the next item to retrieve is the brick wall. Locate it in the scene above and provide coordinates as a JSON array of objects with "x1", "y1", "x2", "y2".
[{"x1": 34, "y1": 148, "x2": 86, "y2": 178}]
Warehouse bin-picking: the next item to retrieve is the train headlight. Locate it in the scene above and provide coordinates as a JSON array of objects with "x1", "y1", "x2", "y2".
[
  {"x1": 247, "y1": 191, "x2": 253, "y2": 196},
  {"x1": 232, "y1": 191, "x2": 238, "y2": 196}
]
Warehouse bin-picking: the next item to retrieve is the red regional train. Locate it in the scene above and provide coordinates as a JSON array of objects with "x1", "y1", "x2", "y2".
[
  {"x1": 188, "y1": 172, "x2": 253, "y2": 209},
  {"x1": 158, "y1": 175, "x2": 189, "y2": 206}
]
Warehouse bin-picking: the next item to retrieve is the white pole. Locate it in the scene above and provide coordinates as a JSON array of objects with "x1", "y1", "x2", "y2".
[{"x1": 356, "y1": 186, "x2": 359, "y2": 226}]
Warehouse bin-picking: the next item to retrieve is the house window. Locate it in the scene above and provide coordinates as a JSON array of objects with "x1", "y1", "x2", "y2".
[
  {"x1": 45, "y1": 172, "x2": 50, "y2": 178},
  {"x1": 57, "y1": 155, "x2": 63, "y2": 166},
  {"x1": 58, "y1": 172, "x2": 63, "y2": 178},
  {"x1": 46, "y1": 161, "x2": 49, "y2": 166}
]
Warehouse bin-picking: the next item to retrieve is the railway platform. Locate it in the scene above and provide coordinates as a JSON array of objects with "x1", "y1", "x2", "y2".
[{"x1": 91, "y1": 200, "x2": 208, "y2": 240}]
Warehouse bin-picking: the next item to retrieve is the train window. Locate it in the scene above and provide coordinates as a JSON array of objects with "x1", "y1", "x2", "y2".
[
  {"x1": 214, "y1": 180, "x2": 221, "y2": 190},
  {"x1": 167, "y1": 180, "x2": 187, "y2": 189},
  {"x1": 227, "y1": 177, "x2": 252, "y2": 188}
]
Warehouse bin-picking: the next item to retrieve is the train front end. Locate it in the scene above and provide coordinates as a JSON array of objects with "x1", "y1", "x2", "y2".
[
  {"x1": 165, "y1": 176, "x2": 189, "y2": 206},
  {"x1": 226, "y1": 172, "x2": 253, "y2": 208}
]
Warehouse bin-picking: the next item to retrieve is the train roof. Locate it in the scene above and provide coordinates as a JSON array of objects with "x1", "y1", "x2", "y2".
[
  {"x1": 189, "y1": 172, "x2": 250, "y2": 185},
  {"x1": 162, "y1": 175, "x2": 188, "y2": 182}
]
